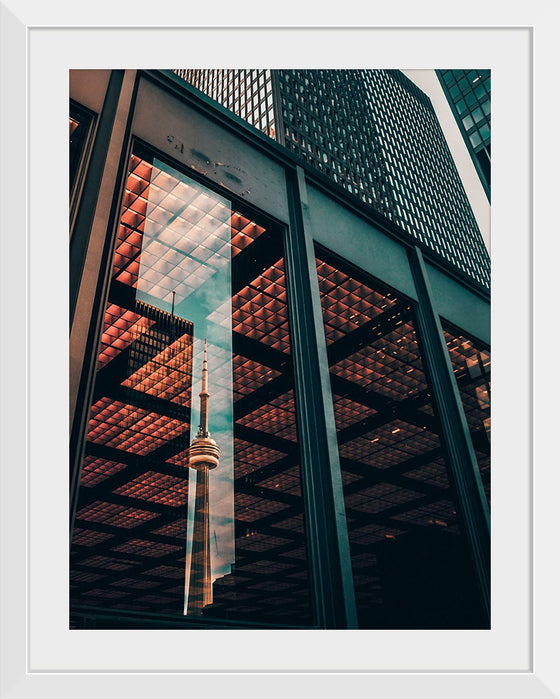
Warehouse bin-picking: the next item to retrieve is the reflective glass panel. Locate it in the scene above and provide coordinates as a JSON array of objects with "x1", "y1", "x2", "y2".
[
  {"x1": 316, "y1": 252, "x2": 486, "y2": 629},
  {"x1": 70, "y1": 147, "x2": 312, "y2": 628}
]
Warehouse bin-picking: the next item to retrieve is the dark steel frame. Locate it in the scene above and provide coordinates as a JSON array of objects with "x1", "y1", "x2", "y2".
[
  {"x1": 70, "y1": 70, "x2": 139, "y2": 535},
  {"x1": 70, "y1": 70, "x2": 125, "y2": 326},
  {"x1": 409, "y1": 247, "x2": 490, "y2": 622}
]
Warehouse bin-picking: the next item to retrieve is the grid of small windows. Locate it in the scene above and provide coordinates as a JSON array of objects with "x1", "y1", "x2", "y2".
[
  {"x1": 366, "y1": 70, "x2": 489, "y2": 287},
  {"x1": 276, "y1": 69, "x2": 395, "y2": 221},
  {"x1": 174, "y1": 69, "x2": 489, "y2": 289},
  {"x1": 438, "y1": 70, "x2": 490, "y2": 154},
  {"x1": 174, "y1": 69, "x2": 276, "y2": 138},
  {"x1": 437, "y1": 70, "x2": 490, "y2": 194},
  {"x1": 276, "y1": 69, "x2": 489, "y2": 288}
]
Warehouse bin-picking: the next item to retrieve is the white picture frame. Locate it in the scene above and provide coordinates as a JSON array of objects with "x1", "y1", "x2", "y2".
[{"x1": 1, "y1": 3, "x2": 555, "y2": 697}]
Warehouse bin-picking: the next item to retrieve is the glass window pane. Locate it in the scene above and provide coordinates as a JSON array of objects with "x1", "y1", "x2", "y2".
[
  {"x1": 472, "y1": 107, "x2": 484, "y2": 124},
  {"x1": 449, "y1": 84, "x2": 460, "y2": 100},
  {"x1": 465, "y1": 92, "x2": 477, "y2": 108},
  {"x1": 479, "y1": 123, "x2": 490, "y2": 142},
  {"x1": 475, "y1": 83, "x2": 487, "y2": 100},
  {"x1": 70, "y1": 149, "x2": 312, "y2": 628},
  {"x1": 316, "y1": 252, "x2": 486, "y2": 629},
  {"x1": 469, "y1": 131, "x2": 482, "y2": 148}
]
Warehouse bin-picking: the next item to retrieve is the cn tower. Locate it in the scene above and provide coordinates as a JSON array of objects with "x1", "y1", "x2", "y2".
[{"x1": 186, "y1": 339, "x2": 220, "y2": 615}]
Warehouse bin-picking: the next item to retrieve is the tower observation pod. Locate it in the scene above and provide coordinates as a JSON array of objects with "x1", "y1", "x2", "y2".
[{"x1": 186, "y1": 339, "x2": 220, "y2": 615}]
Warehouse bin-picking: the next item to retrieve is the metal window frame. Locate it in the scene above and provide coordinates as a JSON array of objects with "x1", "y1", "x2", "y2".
[
  {"x1": 70, "y1": 70, "x2": 125, "y2": 327},
  {"x1": 70, "y1": 70, "x2": 139, "y2": 534}
]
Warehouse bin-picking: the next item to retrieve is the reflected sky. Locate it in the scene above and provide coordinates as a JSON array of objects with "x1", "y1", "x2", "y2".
[{"x1": 137, "y1": 159, "x2": 235, "y2": 612}]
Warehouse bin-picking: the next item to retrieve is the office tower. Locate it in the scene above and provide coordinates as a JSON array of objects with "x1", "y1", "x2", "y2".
[
  {"x1": 185, "y1": 340, "x2": 221, "y2": 615},
  {"x1": 70, "y1": 70, "x2": 490, "y2": 631},
  {"x1": 437, "y1": 69, "x2": 491, "y2": 200},
  {"x1": 176, "y1": 69, "x2": 277, "y2": 138},
  {"x1": 175, "y1": 69, "x2": 490, "y2": 289}
]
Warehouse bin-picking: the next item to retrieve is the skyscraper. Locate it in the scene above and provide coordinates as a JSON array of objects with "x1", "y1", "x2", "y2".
[
  {"x1": 69, "y1": 69, "x2": 490, "y2": 631},
  {"x1": 436, "y1": 69, "x2": 491, "y2": 201},
  {"x1": 175, "y1": 69, "x2": 490, "y2": 288}
]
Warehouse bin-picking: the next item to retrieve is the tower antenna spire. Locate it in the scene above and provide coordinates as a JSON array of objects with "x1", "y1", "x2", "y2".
[{"x1": 198, "y1": 339, "x2": 210, "y2": 437}]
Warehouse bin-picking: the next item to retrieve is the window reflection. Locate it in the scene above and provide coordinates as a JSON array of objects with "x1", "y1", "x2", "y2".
[
  {"x1": 316, "y1": 252, "x2": 486, "y2": 629},
  {"x1": 70, "y1": 147, "x2": 311, "y2": 627}
]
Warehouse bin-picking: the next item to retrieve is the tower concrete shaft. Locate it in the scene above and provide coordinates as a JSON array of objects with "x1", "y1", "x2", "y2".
[
  {"x1": 187, "y1": 464, "x2": 212, "y2": 612},
  {"x1": 186, "y1": 339, "x2": 220, "y2": 615}
]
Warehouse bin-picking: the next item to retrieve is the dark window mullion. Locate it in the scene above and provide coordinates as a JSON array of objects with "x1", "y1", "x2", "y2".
[
  {"x1": 283, "y1": 165, "x2": 357, "y2": 629},
  {"x1": 408, "y1": 245, "x2": 490, "y2": 624}
]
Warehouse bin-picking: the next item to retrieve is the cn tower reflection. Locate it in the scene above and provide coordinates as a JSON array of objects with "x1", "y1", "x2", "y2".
[{"x1": 185, "y1": 339, "x2": 221, "y2": 615}]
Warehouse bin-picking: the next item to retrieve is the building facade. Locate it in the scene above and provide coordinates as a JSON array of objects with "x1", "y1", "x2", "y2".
[
  {"x1": 436, "y1": 69, "x2": 491, "y2": 201},
  {"x1": 176, "y1": 69, "x2": 490, "y2": 288},
  {"x1": 69, "y1": 69, "x2": 490, "y2": 631}
]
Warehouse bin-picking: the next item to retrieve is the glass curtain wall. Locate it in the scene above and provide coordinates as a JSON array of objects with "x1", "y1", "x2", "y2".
[
  {"x1": 69, "y1": 135, "x2": 489, "y2": 631},
  {"x1": 70, "y1": 145, "x2": 312, "y2": 628},
  {"x1": 315, "y1": 249, "x2": 486, "y2": 629}
]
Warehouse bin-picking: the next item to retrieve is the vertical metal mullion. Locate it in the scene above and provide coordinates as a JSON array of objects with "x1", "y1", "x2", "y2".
[
  {"x1": 409, "y1": 245, "x2": 491, "y2": 624},
  {"x1": 70, "y1": 69, "x2": 124, "y2": 327},
  {"x1": 284, "y1": 165, "x2": 357, "y2": 629},
  {"x1": 69, "y1": 72, "x2": 138, "y2": 535}
]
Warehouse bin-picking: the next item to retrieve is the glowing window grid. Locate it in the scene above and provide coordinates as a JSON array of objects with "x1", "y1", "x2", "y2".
[
  {"x1": 71, "y1": 150, "x2": 312, "y2": 626},
  {"x1": 316, "y1": 253, "x2": 477, "y2": 626}
]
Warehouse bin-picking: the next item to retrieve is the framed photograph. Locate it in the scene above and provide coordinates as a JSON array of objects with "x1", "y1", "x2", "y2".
[{"x1": 1, "y1": 4, "x2": 554, "y2": 698}]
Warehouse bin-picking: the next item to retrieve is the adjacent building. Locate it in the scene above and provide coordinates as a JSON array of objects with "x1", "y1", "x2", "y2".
[
  {"x1": 176, "y1": 69, "x2": 490, "y2": 288},
  {"x1": 436, "y1": 69, "x2": 491, "y2": 201},
  {"x1": 69, "y1": 69, "x2": 491, "y2": 631}
]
